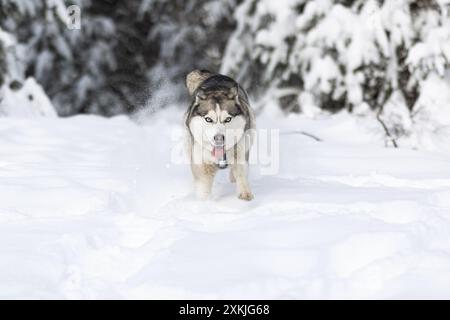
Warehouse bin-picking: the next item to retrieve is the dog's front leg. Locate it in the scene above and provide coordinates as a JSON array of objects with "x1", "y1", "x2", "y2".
[
  {"x1": 231, "y1": 163, "x2": 253, "y2": 201},
  {"x1": 191, "y1": 163, "x2": 217, "y2": 200}
]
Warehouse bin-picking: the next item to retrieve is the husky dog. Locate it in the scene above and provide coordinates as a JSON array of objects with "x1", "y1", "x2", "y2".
[{"x1": 185, "y1": 69, "x2": 255, "y2": 201}]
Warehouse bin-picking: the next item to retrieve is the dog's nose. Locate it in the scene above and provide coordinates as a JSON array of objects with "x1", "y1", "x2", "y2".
[{"x1": 214, "y1": 134, "x2": 225, "y2": 145}]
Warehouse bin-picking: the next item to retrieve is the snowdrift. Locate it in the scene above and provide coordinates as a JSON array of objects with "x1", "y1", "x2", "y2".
[
  {"x1": 1, "y1": 107, "x2": 450, "y2": 298},
  {"x1": 0, "y1": 78, "x2": 57, "y2": 117}
]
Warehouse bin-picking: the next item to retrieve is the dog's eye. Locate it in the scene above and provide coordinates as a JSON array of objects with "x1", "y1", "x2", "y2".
[
  {"x1": 205, "y1": 117, "x2": 213, "y2": 123},
  {"x1": 224, "y1": 117, "x2": 232, "y2": 123}
]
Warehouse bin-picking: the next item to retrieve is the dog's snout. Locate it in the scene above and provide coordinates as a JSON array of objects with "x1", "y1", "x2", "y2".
[{"x1": 214, "y1": 134, "x2": 225, "y2": 145}]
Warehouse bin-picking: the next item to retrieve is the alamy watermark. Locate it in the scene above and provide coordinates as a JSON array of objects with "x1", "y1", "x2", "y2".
[
  {"x1": 64, "y1": 5, "x2": 81, "y2": 30},
  {"x1": 170, "y1": 128, "x2": 280, "y2": 175}
]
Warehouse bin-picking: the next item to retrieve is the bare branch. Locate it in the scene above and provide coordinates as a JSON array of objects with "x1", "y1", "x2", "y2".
[{"x1": 376, "y1": 108, "x2": 398, "y2": 148}]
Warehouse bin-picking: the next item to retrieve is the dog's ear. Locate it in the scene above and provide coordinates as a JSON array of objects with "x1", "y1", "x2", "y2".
[
  {"x1": 227, "y1": 85, "x2": 240, "y2": 104},
  {"x1": 194, "y1": 89, "x2": 207, "y2": 105},
  {"x1": 186, "y1": 69, "x2": 213, "y2": 96}
]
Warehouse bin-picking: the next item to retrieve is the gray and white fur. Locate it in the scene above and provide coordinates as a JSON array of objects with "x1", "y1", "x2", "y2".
[{"x1": 185, "y1": 69, "x2": 255, "y2": 201}]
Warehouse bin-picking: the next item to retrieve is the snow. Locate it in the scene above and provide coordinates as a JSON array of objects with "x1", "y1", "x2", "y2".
[
  {"x1": 1, "y1": 106, "x2": 450, "y2": 299},
  {"x1": 0, "y1": 78, "x2": 58, "y2": 117},
  {"x1": 0, "y1": 28, "x2": 15, "y2": 47}
]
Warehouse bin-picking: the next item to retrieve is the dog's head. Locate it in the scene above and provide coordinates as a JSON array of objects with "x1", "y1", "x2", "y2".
[{"x1": 186, "y1": 71, "x2": 247, "y2": 152}]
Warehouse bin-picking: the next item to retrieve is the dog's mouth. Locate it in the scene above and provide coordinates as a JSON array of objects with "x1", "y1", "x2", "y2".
[
  {"x1": 212, "y1": 144, "x2": 224, "y2": 158},
  {"x1": 212, "y1": 135, "x2": 227, "y2": 169}
]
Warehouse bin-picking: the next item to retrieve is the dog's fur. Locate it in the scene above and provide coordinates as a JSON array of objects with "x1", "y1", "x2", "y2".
[{"x1": 185, "y1": 69, "x2": 255, "y2": 201}]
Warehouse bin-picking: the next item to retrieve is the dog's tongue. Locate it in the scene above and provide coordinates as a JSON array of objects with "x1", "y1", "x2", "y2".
[{"x1": 212, "y1": 145, "x2": 224, "y2": 159}]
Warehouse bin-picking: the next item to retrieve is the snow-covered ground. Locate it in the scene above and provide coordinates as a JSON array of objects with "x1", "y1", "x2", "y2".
[{"x1": 1, "y1": 107, "x2": 450, "y2": 299}]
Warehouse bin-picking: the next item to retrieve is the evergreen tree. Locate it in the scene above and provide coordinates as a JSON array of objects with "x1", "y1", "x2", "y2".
[
  {"x1": 1, "y1": 0, "x2": 239, "y2": 116},
  {"x1": 221, "y1": 0, "x2": 450, "y2": 116},
  {"x1": 1, "y1": 0, "x2": 156, "y2": 115}
]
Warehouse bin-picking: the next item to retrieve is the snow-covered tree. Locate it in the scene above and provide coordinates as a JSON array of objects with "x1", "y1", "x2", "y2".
[
  {"x1": 0, "y1": 24, "x2": 56, "y2": 117},
  {"x1": 221, "y1": 0, "x2": 450, "y2": 112},
  {"x1": 0, "y1": 28, "x2": 10, "y2": 87},
  {"x1": 221, "y1": 0, "x2": 450, "y2": 147},
  {"x1": 1, "y1": 0, "x2": 155, "y2": 115},
  {"x1": 1, "y1": 0, "x2": 240, "y2": 116}
]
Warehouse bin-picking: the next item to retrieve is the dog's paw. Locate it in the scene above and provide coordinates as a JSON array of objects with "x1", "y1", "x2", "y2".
[
  {"x1": 238, "y1": 191, "x2": 254, "y2": 201},
  {"x1": 195, "y1": 182, "x2": 212, "y2": 200},
  {"x1": 196, "y1": 192, "x2": 211, "y2": 201}
]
